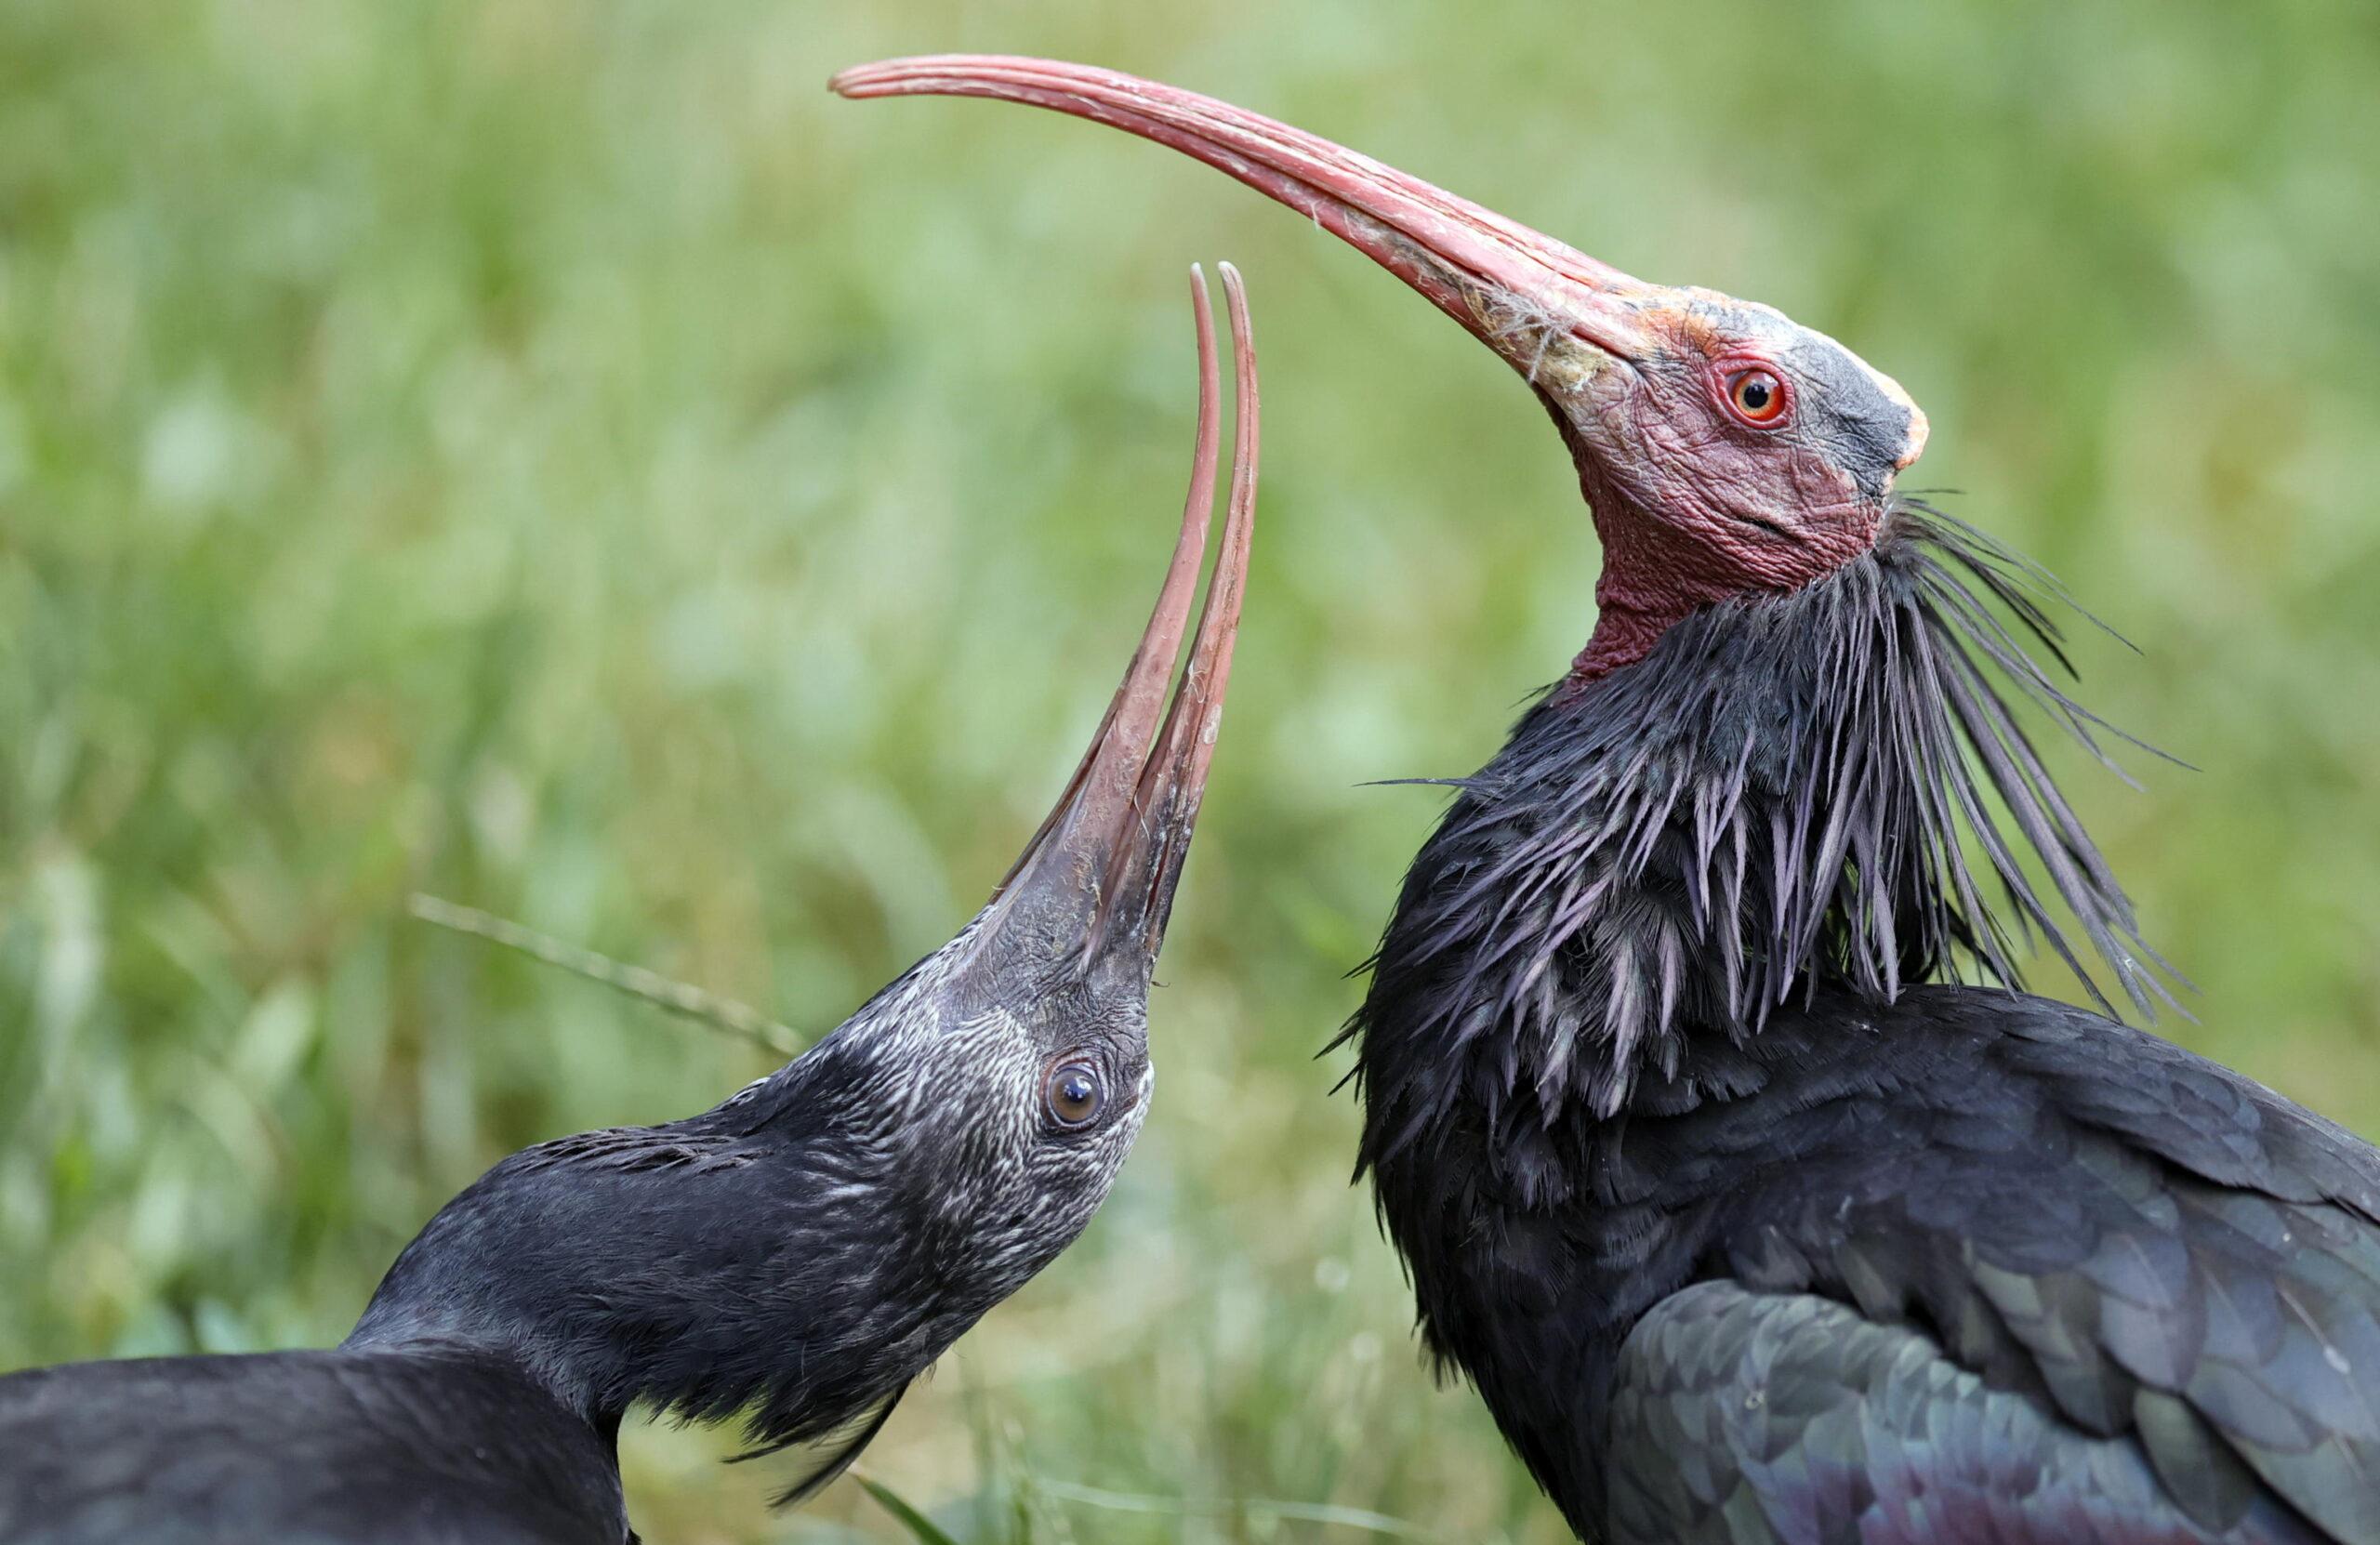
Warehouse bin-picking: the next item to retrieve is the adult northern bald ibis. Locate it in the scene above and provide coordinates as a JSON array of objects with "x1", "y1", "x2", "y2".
[
  {"x1": 835, "y1": 59, "x2": 2380, "y2": 1544},
  {"x1": 0, "y1": 265, "x2": 1261, "y2": 1545}
]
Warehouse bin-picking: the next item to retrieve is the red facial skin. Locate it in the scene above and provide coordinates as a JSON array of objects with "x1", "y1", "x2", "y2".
[{"x1": 1542, "y1": 314, "x2": 1898, "y2": 680}]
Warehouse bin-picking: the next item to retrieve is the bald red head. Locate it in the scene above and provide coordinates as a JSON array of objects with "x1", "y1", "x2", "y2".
[{"x1": 832, "y1": 57, "x2": 1928, "y2": 679}]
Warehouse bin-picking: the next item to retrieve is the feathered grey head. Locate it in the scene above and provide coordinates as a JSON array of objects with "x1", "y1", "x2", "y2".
[{"x1": 810, "y1": 264, "x2": 1257, "y2": 1302}]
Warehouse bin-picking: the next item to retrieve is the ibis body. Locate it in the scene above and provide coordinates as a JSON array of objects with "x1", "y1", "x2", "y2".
[
  {"x1": 834, "y1": 59, "x2": 2380, "y2": 1545},
  {"x1": 0, "y1": 269, "x2": 1264, "y2": 1545}
]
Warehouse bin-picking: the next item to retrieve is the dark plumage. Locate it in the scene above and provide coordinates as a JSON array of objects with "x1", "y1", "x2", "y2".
[
  {"x1": 0, "y1": 267, "x2": 1263, "y2": 1545},
  {"x1": 1354, "y1": 504, "x2": 2169, "y2": 1134},
  {"x1": 833, "y1": 59, "x2": 2380, "y2": 1543},
  {"x1": 1352, "y1": 588, "x2": 2380, "y2": 1540}
]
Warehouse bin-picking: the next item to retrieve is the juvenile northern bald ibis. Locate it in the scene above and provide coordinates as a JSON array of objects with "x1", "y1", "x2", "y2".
[
  {"x1": 834, "y1": 59, "x2": 2380, "y2": 1544},
  {"x1": 0, "y1": 265, "x2": 1261, "y2": 1545}
]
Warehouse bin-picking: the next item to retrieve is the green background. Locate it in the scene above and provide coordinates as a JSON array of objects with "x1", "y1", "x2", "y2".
[{"x1": 5, "y1": 2, "x2": 2377, "y2": 1540}]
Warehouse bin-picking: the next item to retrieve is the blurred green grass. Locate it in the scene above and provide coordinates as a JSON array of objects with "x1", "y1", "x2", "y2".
[{"x1": 4, "y1": 0, "x2": 2378, "y2": 1539}]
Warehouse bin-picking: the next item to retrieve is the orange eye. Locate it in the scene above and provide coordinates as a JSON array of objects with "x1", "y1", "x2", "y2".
[{"x1": 1726, "y1": 368, "x2": 1788, "y2": 425}]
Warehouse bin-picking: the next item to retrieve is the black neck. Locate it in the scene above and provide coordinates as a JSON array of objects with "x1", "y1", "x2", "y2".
[
  {"x1": 1348, "y1": 504, "x2": 2169, "y2": 1178},
  {"x1": 343, "y1": 1063, "x2": 972, "y2": 1478}
]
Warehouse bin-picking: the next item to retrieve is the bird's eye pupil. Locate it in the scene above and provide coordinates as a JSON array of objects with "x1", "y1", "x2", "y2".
[
  {"x1": 1726, "y1": 367, "x2": 1787, "y2": 424},
  {"x1": 1044, "y1": 1063, "x2": 1103, "y2": 1129}
]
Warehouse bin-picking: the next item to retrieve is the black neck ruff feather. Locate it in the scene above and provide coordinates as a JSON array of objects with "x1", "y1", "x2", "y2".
[{"x1": 1349, "y1": 500, "x2": 2180, "y2": 1160}]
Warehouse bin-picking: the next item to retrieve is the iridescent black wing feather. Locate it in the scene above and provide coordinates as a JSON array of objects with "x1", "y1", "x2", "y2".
[{"x1": 1606, "y1": 1282, "x2": 2339, "y2": 1545}]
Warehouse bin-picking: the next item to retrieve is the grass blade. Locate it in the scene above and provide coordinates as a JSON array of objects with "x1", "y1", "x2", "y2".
[{"x1": 853, "y1": 1473, "x2": 965, "y2": 1545}]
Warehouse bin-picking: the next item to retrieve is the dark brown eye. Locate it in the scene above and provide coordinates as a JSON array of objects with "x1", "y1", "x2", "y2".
[
  {"x1": 1043, "y1": 1062, "x2": 1103, "y2": 1129},
  {"x1": 1726, "y1": 367, "x2": 1788, "y2": 426}
]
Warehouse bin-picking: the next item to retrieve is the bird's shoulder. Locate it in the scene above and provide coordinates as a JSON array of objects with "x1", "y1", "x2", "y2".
[
  {"x1": 1676, "y1": 988, "x2": 2380, "y2": 1543},
  {"x1": 0, "y1": 1344, "x2": 626, "y2": 1545},
  {"x1": 1655, "y1": 985, "x2": 2380, "y2": 1228},
  {"x1": 1964, "y1": 989, "x2": 2380, "y2": 1223}
]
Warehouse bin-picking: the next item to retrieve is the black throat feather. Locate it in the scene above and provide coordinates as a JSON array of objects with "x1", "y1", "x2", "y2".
[{"x1": 1346, "y1": 500, "x2": 2179, "y2": 1192}]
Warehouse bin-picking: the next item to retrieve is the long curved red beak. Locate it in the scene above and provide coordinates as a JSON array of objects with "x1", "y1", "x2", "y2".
[
  {"x1": 830, "y1": 56, "x2": 1661, "y2": 376},
  {"x1": 992, "y1": 263, "x2": 1257, "y2": 970}
]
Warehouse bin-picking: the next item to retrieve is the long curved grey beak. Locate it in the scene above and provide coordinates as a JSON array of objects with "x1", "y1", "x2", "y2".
[{"x1": 991, "y1": 263, "x2": 1258, "y2": 972}]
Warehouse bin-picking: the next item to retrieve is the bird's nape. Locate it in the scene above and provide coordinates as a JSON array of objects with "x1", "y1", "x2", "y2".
[{"x1": 988, "y1": 261, "x2": 1258, "y2": 980}]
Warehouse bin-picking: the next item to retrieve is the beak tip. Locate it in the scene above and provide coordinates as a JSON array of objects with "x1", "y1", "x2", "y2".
[
  {"x1": 991, "y1": 243, "x2": 1256, "y2": 963},
  {"x1": 828, "y1": 59, "x2": 910, "y2": 98}
]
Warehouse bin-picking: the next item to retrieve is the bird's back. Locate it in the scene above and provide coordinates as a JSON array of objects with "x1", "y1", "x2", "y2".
[
  {"x1": 0, "y1": 1344, "x2": 627, "y2": 1545},
  {"x1": 1365, "y1": 977, "x2": 2380, "y2": 1542}
]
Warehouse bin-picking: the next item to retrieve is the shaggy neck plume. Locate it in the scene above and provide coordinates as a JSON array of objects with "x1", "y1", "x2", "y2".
[{"x1": 1348, "y1": 502, "x2": 2174, "y2": 1191}]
